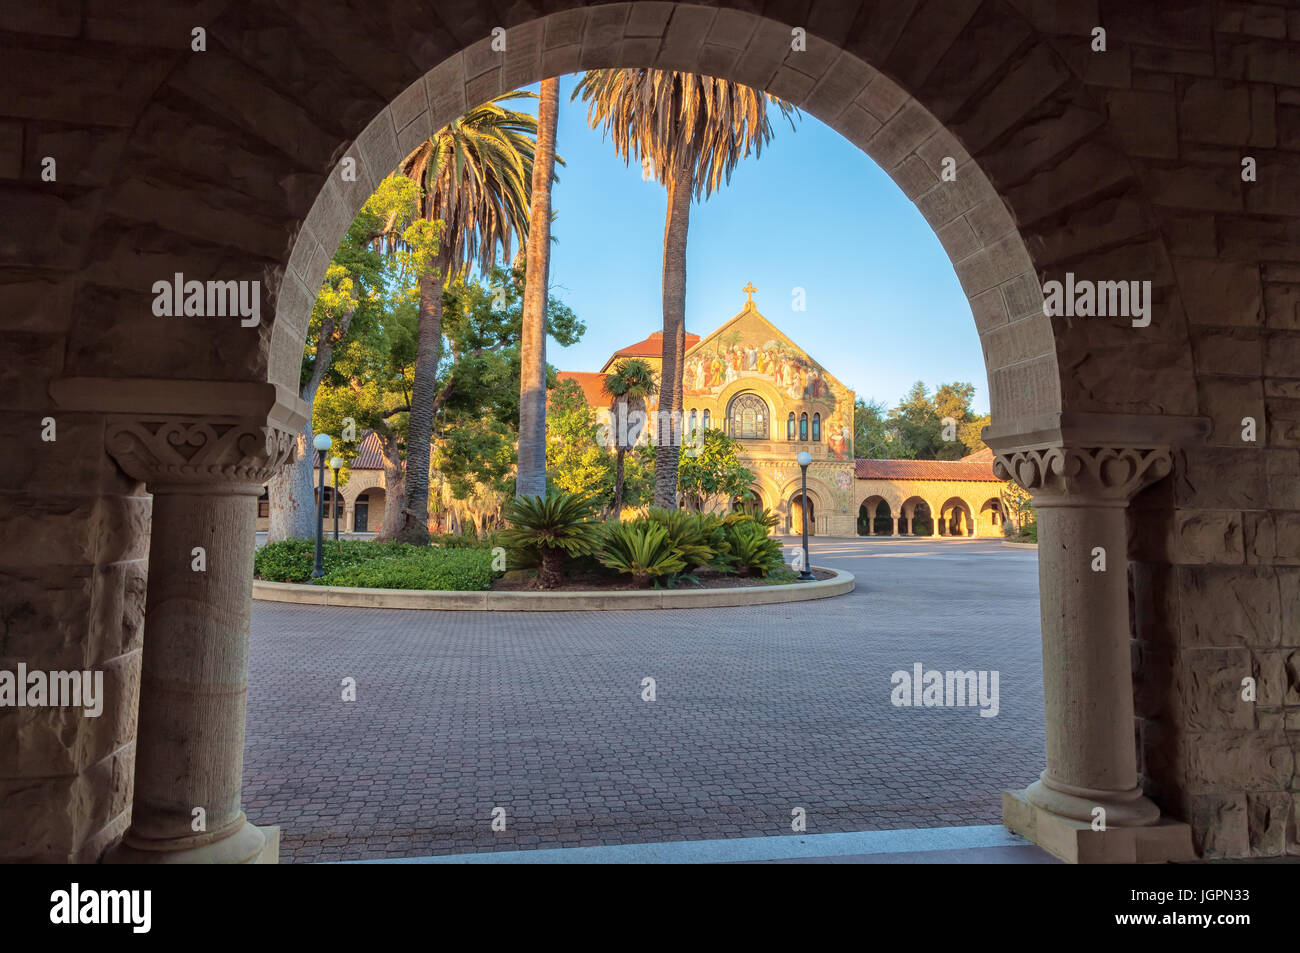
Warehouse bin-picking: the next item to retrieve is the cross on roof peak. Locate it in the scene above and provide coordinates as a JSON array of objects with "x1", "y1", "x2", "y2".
[{"x1": 742, "y1": 282, "x2": 757, "y2": 308}]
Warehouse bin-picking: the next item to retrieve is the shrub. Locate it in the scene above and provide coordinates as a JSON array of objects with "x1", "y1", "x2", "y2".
[
  {"x1": 640, "y1": 507, "x2": 717, "y2": 571},
  {"x1": 1020, "y1": 521, "x2": 1038, "y2": 543},
  {"x1": 315, "y1": 547, "x2": 495, "y2": 591},
  {"x1": 598, "y1": 521, "x2": 687, "y2": 587},
  {"x1": 725, "y1": 520, "x2": 785, "y2": 577},
  {"x1": 725, "y1": 507, "x2": 779, "y2": 531},
  {"x1": 498, "y1": 491, "x2": 602, "y2": 589},
  {"x1": 429, "y1": 531, "x2": 495, "y2": 549},
  {"x1": 254, "y1": 538, "x2": 415, "y2": 583}
]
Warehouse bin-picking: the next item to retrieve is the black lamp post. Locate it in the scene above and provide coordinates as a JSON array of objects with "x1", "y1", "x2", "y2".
[
  {"x1": 796, "y1": 450, "x2": 814, "y2": 580},
  {"x1": 329, "y1": 455, "x2": 344, "y2": 543},
  {"x1": 311, "y1": 433, "x2": 332, "y2": 578}
]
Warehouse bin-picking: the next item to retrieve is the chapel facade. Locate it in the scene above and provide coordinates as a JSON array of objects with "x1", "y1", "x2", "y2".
[{"x1": 559, "y1": 287, "x2": 1007, "y2": 539}]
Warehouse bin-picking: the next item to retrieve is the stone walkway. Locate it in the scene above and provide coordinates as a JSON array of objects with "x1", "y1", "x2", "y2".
[{"x1": 244, "y1": 537, "x2": 1044, "y2": 863}]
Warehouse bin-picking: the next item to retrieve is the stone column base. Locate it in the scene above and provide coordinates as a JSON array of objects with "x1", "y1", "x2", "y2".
[
  {"x1": 104, "y1": 822, "x2": 280, "y2": 864},
  {"x1": 1003, "y1": 790, "x2": 1195, "y2": 863}
]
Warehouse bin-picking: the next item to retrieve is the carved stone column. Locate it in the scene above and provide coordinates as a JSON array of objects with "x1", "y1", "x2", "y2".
[
  {"x1": 994, "y1": 445, "x2": 1194, "y2": 863},
  {"x1": 102, "y1": 416, "x2": 296, "y2": 864}
]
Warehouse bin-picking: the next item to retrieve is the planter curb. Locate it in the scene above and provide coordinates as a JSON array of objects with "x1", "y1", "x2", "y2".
[{"x1": 253, "y1": 566, "x2": 854, "y2": 611}]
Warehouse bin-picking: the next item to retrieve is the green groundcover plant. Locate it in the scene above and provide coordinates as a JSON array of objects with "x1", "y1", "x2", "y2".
[{"x1": 254, "y1": 538, "x2": 495, "y2": 591}]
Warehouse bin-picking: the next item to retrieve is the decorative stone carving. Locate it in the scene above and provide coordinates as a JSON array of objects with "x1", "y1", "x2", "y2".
[
  {"x1": 993, "y1": 446, "x2": 1172, "y2": 502},
  {"x1": 106, "y1": 416, "x2": 297, "y2": 490}
]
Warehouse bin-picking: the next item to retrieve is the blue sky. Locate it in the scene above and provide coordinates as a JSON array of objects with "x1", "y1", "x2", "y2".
[{"x1": 522, "y1": 75, "x2": 988, "y2": 415}]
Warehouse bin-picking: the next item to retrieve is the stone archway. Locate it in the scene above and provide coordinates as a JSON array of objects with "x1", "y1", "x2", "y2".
[
  {"x1": 13, "y1": 0, "x2": 1289, "y2": 864},
  {"x1": 790, "y1": 491, "x2": 816, "y2": 537}
]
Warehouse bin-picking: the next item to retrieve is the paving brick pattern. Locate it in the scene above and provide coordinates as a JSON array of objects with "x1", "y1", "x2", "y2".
[{"x1": 244, "y1": 538, "x2": 1044, "y2": 863}]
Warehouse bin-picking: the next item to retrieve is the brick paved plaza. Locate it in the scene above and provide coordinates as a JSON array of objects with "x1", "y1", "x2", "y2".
[{"x1": 244, "y1": 538, "x2": 1044, "y2": 863}]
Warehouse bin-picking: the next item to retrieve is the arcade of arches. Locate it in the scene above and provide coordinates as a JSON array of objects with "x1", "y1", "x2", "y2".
[{"x1": 6, "y1": 1, "x2": 1300, "y2": 865}]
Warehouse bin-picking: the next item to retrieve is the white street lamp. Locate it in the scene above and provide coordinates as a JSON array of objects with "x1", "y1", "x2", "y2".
[
  {"x1": 796, "y1": 450, "x2": 813, "y2": 580},
  {"x1": 311, "y1": 433, "x2": 332, "y2": 577}
]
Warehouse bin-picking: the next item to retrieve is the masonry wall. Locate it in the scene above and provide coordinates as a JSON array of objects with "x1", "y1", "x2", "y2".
[{"x1": 3, "y1": 0, "x2": 1300, "y2": 860}]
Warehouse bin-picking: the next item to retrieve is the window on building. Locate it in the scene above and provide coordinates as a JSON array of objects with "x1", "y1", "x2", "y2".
[
  {"x1": 703, "y1": 409, "x2": 711, "y2": 429},
  {"x1": 799, "y1": 412, "x2": 808, "y2": 441},
  {"x1": 258, "y1": 487, "x2": 269, "y2": 518},
  {"x1": 812, "y1": 413, "x2": 821, "y2": 441},
  {"x1": 787, "y1": 413, "x2": 795, "y2": 440},
  {"x1": 726, "y1": 392, "x2": 768, "y2": 439}
]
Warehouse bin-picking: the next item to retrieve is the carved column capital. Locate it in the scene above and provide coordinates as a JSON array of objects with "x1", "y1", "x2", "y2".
[
  {"x1": 992, "y1": 446, "x2": 1172, "y2": 505},
  {"x1": 106, "y1": 416, "x2": 298, "y2": 493}
]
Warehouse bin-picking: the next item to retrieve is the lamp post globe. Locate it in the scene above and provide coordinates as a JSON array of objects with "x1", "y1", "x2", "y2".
[
  {"x1": 311, "y1": 434, "x2": 332, "y2": 578},
  {"x1": 329, "y1": 456, "x2": 344, "y2": 543},
  {"x1": 795, "y1": 451, "x2": 814, "y2": 580}
]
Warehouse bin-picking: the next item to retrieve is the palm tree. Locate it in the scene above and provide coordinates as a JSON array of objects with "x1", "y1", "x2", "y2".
[
  {"x1": 517, "y1": 78, "x2": 560, "y2": 500},
  {"x1": 573, "y1": 70, "x2": 796, "y2": 508},
  {"x1": 395, "y1": 91, "x2": 540, "y2": 544},
  {"x1": 602, "y1": 358, "x2": 658, "y2": 517}
]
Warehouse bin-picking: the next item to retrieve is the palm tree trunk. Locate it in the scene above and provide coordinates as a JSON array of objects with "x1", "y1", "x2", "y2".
[
  {"x1": 375, "y1": 429, "x2": 405, "y2": 542},
  {"x1": 517, "y1": 77, "x2": 559, "y2": 500},
  {"x1": 398, "y1": 253, "x2": 446, "y2": 544},
  {"x1": 613, "y1": 446, "x2": 626, "y2": 516},
  {"x1": 655, "y1": 158, "x2": 692, "y2": 508}
]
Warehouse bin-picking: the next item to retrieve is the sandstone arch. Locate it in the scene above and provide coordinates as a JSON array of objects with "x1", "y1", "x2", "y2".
[{"x1": 8, "y1": 0, "x2": 1289, "y2": 864}]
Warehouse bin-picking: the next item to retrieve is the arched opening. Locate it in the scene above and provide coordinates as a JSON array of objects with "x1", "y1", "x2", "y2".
[
  {"x1": 900, "y1": 497, "x2": 934, "y2": 537},
  {"x1": 939, "y1": 497, "x2": 976, "y2": 538},
  {"x1": 790, "y1": 492, "x2": 816, "y2": 537},
  {"x1": 980, "y1": 497, "x2": 1004, "y2": 533},
  {"x1": 16, "y1": 0, "x2": 1236, "y2": 869},
  {"x1": 726, "y1": 391, "x2": 769, "y2": 440},
  {"x1": 857, "y1": 495, "x2": 884, "y2": 536}
]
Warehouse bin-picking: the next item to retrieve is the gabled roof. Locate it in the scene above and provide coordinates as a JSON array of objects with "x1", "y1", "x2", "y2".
[
  {"x1": 555, "y1": 370, "x2": 610, "y2": 408},
  {"x1": 854, "y1": 453, "x2": 1000, "y2": 482},
  {"x1": 600, "y1": 331, "x2": 700, "y2": 371},
  {"x1": 314, "y1": 429, "x2": 385, "y2": 470}
]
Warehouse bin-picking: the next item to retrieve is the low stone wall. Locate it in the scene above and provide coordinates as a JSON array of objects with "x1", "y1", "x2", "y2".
[{"x1": 253, "y1": 567, "x2": 854, "y2": 611}]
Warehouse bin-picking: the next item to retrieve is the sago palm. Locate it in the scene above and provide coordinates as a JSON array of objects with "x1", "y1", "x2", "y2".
[
  {"x1": 396, "y1": 91, "x2": 541, "y2": 544},
  {"x1": 499, "y1": 490, "x2": 600, "y2": 589},
  {"x1": 602, "y1": 357, "x2": 658, "y2": 517},
  {"x1": 573, "y1": 70, "x2": 797, "y2": 508}
]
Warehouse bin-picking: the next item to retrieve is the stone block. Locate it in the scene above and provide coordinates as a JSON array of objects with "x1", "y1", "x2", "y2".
[
  {"x1": 1106, "y1": 89, "x2": 1178, "y2": 157},
  {"x1": 1180, "y1": 730, "x2": 1294, "y2": 793},
  {"x1": 1196, "y1": 376, "x2": 1265, "y2": 446},
  {"x1": 1173, "y1": 446, "x2": 1266, "y2": 509},
  {"x1": 1176, "y1": 566, "x2": 1281, "y2": 647},
  {"x1": 1191, "y1": 327, "x2": 1262, "y2": 376},
  {"x1": 1187, "y1": 793, "x2": 1251, "y2": 858},
  {"x1": 1172, "y1": 509, "x2": 1245, "y2": 564},
  {"x1": 1264, "y1": 282, "x2": 1300, "y2": 329},
  {"x1": 1246, "y1": 791, "x2": 1292, "y2": 855},
  {"x1": 1177, "y1": 648, "x2": 1255, "y2": 729},
  {"x1": 1178, "y1": 78, "x2": 1252, "y2": 144}
]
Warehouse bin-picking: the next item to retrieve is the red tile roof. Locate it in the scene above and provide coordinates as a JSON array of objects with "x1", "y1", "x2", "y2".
[
  {"x1": 315, "y1": 429, "x2": 385, "y2": 470},
  {"x1": 854, "y1": 453, "x2": 1000, "y2": 482},
  {"x1": 610, "y1": 330, "x2": 700, "y2": 360},
  {"x1": 555, "y1": 370, "x2": 610, "y2": 408}
]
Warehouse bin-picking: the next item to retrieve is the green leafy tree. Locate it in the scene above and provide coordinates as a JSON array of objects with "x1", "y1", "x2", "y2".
[
  {"x1": 853, "y1": 397, "x2": 911, "y2": 459},
  {"x1": 677, "y1": 428, "x2": 755, "y2": 512},
  {"x1": 268, "y1": 175, "x2": 415, "y2": 541},
  {"x1": 546, "y1": 377, "x2": 615, "y2": 504}
]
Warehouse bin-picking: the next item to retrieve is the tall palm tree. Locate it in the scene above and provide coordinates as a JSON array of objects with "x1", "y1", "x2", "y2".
[
  {"x1": 573, "y1": 70, "x2": 796, "y2": 508},
  {"x1": 602, "y1": 358, "x2": 658, "y2": 517},
  {"x1": 395, "y1": 91, "x2": 540, "y2": 544},
  {"x1": 516, "y1": 78, "x2": 560, "y2": 500}
]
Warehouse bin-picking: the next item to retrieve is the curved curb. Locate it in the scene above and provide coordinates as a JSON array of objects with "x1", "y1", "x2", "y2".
[
  {"x1": 1001, "y1": 541, "x2": 1038, "y2": 550},
  {"x1": 252, "y1": 567, "x2": 854, "y2": 611}
]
